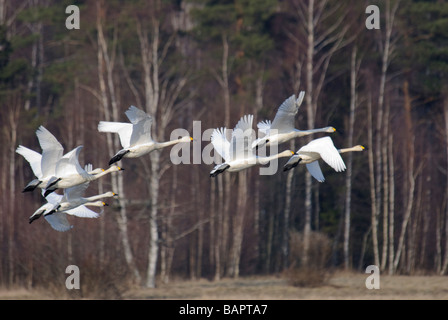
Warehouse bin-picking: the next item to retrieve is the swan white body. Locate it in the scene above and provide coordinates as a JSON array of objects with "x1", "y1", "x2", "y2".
[
  {"x1": 283, "y1": 136, "x2": 365, "y2": 182},
  {"x1": 49, "y1": 181, "x2": 117, "y2": 214},
  {"x1": 252, "y1": 92, "x2": 336, "y2": 149},
  {"x1": 44, "y1": 146, "x2": 123, "y2": 195},
  {"x1": 98, "y1": 105, "x2": 192, "y2": 165},
  {"x1": 44, "y1": 200, "x2": 107, "y2": 232},
  {"x1": 210, "y1": 114, "x2": 295, "y2": 177},
  {"x1": 29, "y1": 190, "x2": 108, "y2": 232},
  {"x1": 16, "y1": 126, "x2": 64, "y2": 192}
]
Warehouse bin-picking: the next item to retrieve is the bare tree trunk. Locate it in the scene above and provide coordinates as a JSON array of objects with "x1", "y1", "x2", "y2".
[
  {"x1": 388, "y1": 129, "x2": 395, "y2": 275},
  {"x1": 161, "y1": 165, "x2": 177, "y2": 283},
  {"x1": 294, "y1": 0, "x2": 349, "y2": 268},
  {"x1": 380, "y1": 100, "x2": 390, "y2": 271},
  {"x1": 146, "y1": 151, "x2": 160, "y2": 288},
  {"x1": 421, "y1": 175, "x2": 431, "y2": 269},
  {"x1": 7, "y1": 102, "x2": 19, "y2": 286},
  {"x1": 209, "y1": 34, "x2": 232, "y2": 280},
  {"x1": 283, "y1": 140, "x2": 295, "y2": 270},
  {"x1": 96, "y1": 1, "x2": 141, "y2": 284},
  {"x1": 343, "y1": 46, "x2": 358, "y2": 270},
  {"x1": 302, "y1": 0, "x2": 315, "y2": 269},
  {"x1": 393, "y1": 80, "x2": 416, "y2": 273},
  {"x1": 228, "y1": 171, "x2": 247, "y2": 278},
  {"x1": 367, "y1": 93, "x2": 380, "y2": 267},
  {"x1": 436, "y1": 204, "x2": 443, "y2": 274},
  {"x1": 195, "y1": 168, "x2": 204, "y2": 279},
  {"x1": 441, "y1": 95, "x2": 448, "y2": 274},
  {"x1": 209, "y1": 177, "x2": 216, "y2": 275},
  {"x1": 214, "y1": 175, "x2": 223, "y2": 281}
]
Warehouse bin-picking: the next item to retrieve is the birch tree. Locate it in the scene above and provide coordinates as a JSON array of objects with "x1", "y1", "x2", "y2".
[
  {"x1": 95, "y1": 0, "x2": 141, "y2": 284},
  {"x1": 134, "y1": 0, "x2": 189, "y2": 287},
  {"x1": 289, "y1": 0, "x2": 350, "y2": 267},
  {"x1": 343, "y1": 46, "x2": 360, "y2": 269}
]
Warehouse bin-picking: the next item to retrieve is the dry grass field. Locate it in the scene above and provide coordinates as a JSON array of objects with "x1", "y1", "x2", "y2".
[
  {"x1": 124, "y1": 271, "x2": 448, "y2": 300},
  {"x1": 2, "y1": 271, "x2": 448, "y2": 300}
]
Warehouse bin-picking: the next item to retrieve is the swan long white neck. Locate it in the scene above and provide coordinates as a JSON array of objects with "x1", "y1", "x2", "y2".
[
  {"x1": 258, "y1": 150, "x2": 293, "y2": 164},
  {"x1": 295, "y1": 126, "x2": 335, "y2": 136},
  {"x1": 84, "y1": 192, "x2": 114, "y2": 202},
  {"x1": 92, "y1": 166, "x2": 120, "y2": 180},
  {"x1": 338, "y1": 145, "x2": 365, "y2": 154},
  {"x1": 155, "y1": 137, "x2": 191, "y2": 149}
]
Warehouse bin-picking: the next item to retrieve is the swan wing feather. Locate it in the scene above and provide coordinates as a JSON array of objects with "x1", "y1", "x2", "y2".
[
  {"x1": 98, "y1": 121, "x2": 133, "y2": 149},
  {"x1": 44, "y1": 212, "x2": 73, "y2": 232},
  {"x1": 230, "y1": 114, "x2": 254, "y2": 160},
  {"x1": 35, "y1": 126, "x2": 64, "y2": 177},
  {"x1": 16, "y1": 146, "x2": 43, "y2": 178},
  {"x1": 211, "y1": 127, "x2": 230, "y2": 162}
]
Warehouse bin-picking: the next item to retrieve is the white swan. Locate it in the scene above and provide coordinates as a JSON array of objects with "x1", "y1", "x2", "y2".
[
  {"x1": 44, "y1": 146, "x2": 123, "y2": 196},
  {"x1": 98, "y1": 105, "x2": 193, "y2": 165},
  {"x1": 252, "y1": 92, "x2": 336, "y2": 149},
  {"x1": 48, "y1": 181, "x2": 117, "y2": 214},
  {"x1": 283, "y1": 136, "x2": 365, "y2": 182},
  {"x1": 44, "y1": 201, "x2": 107, "y2": 232},
  {"x1": 16, "y1": 126, "x2": 64, "y2": 192},
  {"x1": 210, "y1": 114, "x2": 295, "y2": 177},
  {"x1": 29, "y1": 190, "x2": 108, "y2": 232}
]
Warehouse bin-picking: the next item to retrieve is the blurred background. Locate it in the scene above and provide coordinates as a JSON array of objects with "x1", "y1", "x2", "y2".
[{"x1": 1, "y1": 0, "x2": 447, "y2": 297}]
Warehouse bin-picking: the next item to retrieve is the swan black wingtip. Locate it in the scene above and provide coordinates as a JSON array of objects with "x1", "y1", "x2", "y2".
[{"x1": 109, "y1": 150, "x2": 129, "y2": 166}]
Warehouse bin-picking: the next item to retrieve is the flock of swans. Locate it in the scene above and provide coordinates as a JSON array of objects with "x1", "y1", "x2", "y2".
[{"x1": 17, "y1": 91, "x2": 365, "y2": 232}]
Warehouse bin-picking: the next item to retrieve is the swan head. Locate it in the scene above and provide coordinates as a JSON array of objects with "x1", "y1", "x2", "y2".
[
  {"x1": 353, "y1": 145, "x2": 366, "y2": 152},
  {"x1": 280, "y1": 150, "x2": 296, "y2": 157},
  {"x1": 90, "y1": 200, "x2": 108, "y2": 207},
  {"x1": 105, "y1": 191, "x2": 118, "y2": 198},
  {"x1": 90, "y1": 168, "x2": 106, "y2": 175},
  {"x1": 180, "y1": 136, "x2": 193, "y2": 143},
  {"x1": 326, "y1": 126, "x2": 336, "y2": 133},
  {"x1": 108, "y1": 165, "x2": 124, "y2": 172}
]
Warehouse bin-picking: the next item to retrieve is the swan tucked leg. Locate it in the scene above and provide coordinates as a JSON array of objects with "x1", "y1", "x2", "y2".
[
  {"x1": 22, "y1": 179, "x2": 42, "y2": 192},
  {"x1": 109, "y1": 149, "x2": 130, "y2": 166},
  {"x1": 283, "y1": 155, "x2": 301, "y2": 171},
  {"x1": 210, "y1": 163, "x2": 230, "y2": 177}
]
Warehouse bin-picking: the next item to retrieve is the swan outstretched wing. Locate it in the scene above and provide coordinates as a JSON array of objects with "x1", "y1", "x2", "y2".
[
  {"x1": 257, "y1": 120, "x2": 271, "y2": 137},
  {"x1": 300, "y1": 137, "x2": 346, "y2": 172},
  {"x1": 270, "y1": 92, "x2": 305, "y2": 133},
  {"x1": 98, "y1": 121, "x2": 133, "y2": 149},
  {"x1": 125, "y1": 106, "x2": 154, "y2": 147},
  {"x1": 16, "y1": 146, "x2": 43, "y2": 178},
  {"x1": 44, "y1": 212, "x2": 73, "y2": 232},
  {"x1": 36, "y1": 126, "x2": 64, "y2": 178},
  {"x1": 211, "y1": 127, "x2": 230, "y2": 162},
  {"x1": 55, "y1": 146, "x2": 91, "y2": 180},
  {"x1": 65, "y1": 205, "x2": 101, "y2": 218},
  {"x1": 64, "y1": 182, "x2": 90, "y2": 202},
  {"x1": 44, "y1": 189, "x2": 63, "y2": 205},
  {"x1": 306, "y1": 161, "x2": 325, "y2": 182},
  {"x1": 230, "y1": 114, "x2": 255, "y2": 160}
]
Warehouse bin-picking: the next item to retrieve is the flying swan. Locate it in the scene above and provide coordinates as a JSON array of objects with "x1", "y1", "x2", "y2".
[
  {"x1": 210, "y1": 114, "x2": 295, "y2": 177},
  {"x1": 29, "y1": 189, "x2": 109, "y2": 232},
  {"x1": 98, "y1": 105, "x2": 193, "y2": 165},
  {"x1": 252, "y1": 92, "x2": 336, "y2": 150},
  {"x1": 44, "y1": 146, "x2": 123, "y2": 196},
  {"x1": 16, "y1": 125, "x2": 64, "y2": 192},
  {"x1": 283, "y1": 136, "x2": 365, "y2": 182}
]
